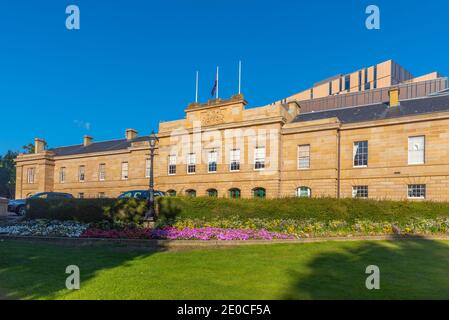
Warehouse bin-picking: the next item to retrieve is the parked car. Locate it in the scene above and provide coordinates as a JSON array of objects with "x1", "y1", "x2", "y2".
[
  {"x1": 117, "y1": 190, "x2": 166, "y2": 200},
  {"x1": 8, "y1": 192, "x2": 74, "y2": 216}
]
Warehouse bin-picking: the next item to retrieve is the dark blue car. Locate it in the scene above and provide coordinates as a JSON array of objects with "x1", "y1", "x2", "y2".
[{"x1": 8, "y1": 192, "x2": 73, "y2": 216}]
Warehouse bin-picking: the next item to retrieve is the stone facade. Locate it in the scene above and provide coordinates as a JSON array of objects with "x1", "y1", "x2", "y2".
[{"x1": 13, "y1": 61, "x2": 449, "y2": 202}]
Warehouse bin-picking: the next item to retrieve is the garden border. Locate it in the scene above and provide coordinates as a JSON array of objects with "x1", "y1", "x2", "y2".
[{"x1": 1, "y1": 234, "x2": 449, "y2": 249}]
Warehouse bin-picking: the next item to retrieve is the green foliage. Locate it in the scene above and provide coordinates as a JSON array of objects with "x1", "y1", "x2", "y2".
[
  {"x1": 26, "y1": 198, "x2": 148, "y2": 223},
  {"x1": 0, "y1": 150, "x2": 18, "y2": 198},
  {"x1": 157, "y1": 196, "x2": 449, "y2": 223}
]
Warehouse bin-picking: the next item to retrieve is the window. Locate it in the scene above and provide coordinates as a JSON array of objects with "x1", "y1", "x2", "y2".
[
  {"x1": 298, "y1": 145, "x2": 310, "y2": 169},
  {"x1": 364, "y1": 68, "x2": 370, "y2": 90},
  {"x1": 207, "y1": 189, "x2": 218, "y2": 197},
  {"x1": 26, "y1": 168, "x2": 35, "y2": 184},
  {"x1": 59, "y1": 167, "x2": 66, "y2": 183},
  {"x1": 167, "y1": 190, "x2": 177, "y2": 197},
  {"x1": 99, "y1": 163, "x2": 106, "y2": 181},
  {"x1": 345, "y1": 75, "x2": 351, "y2": 92},
  {"x1": 187, "y1": 153, "x2": 196, "y2": 174},
  {"x1": 329, "y1": 82, "x2": 332, "y2": 95},
  {"x1": 229, "y1": 188, "x2": 241, "y2": 199},
  {"x1": 339, "y1": 77, "x2": 343, "y2": 92},
  {"x1": 310, "y1": 88, "x2": 314, "y2": 99},
  {"x1": 121, "y1": 162, "x2": 129, "y2": 180},
  {"x1": 253, "y1": 188, "x2": 266, "y2": 199},
  {"x1": 408, "y1": 136, "x2": 425, "y2": 165},
  {"x1": 208, "y1": 151, "x2": 218, "y2": 173},
  {"x1": 254, "y1": 147, "x2": 265, "y2": 170},
  {"x1": 373, "y1": 66, "x2": 378, "y2": 89},
  {"x1": 352, "y1": 186, "x2": 368, "y2": 199},
  {"x1": 78, "y1": 193, "x2": 84, "y2": 199},
  {"x1": 145, "y1": 159, "x2": 151, "y2": 178},
  {"x1": 98, "y1": 192, "x2": 105, "y2": 198},
  {"x1": 186, "y1": 189, "x2": 196, "y2": 197},
  {"x1": 296, "y1": 187, "x2": 311, "y2": 198},
  {"x1": 408, "y1": 184, "x2": 426, "y2": 199},
  {"x1": 168, "y1": 155, "x2": 177, "y2": 175},
  {"x1": 353, "y1": 141, "x2": 368, "y2": 167},
  {"x1": 79, "y1": 165, "x2": 85, "y2": 182},
  {"x1": 358, "y1": 70, "x2": 362, "y2": 91},
  {"x1": 230, "y1": 149, "x2": 240, "y2": 171}
]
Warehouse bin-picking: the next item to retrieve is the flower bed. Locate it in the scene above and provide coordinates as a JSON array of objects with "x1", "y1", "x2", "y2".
[
  {"x1": 163, "y1": 216, "x2": 449, "y2": 237},
  {"x1": 1, "y1": 216, "x2": 449, "y2": 240},
  {"x1": 80, "y1": 227, "x2": 294, "y2": 241},
  {"x1": 0, "y1": 220, "x2": 88, "y2": 238}
]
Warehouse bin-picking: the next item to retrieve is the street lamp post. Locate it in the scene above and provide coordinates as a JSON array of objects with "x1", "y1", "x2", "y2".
[{"x1": 145, "y1": 131, "x2": 159, "y2": 221}]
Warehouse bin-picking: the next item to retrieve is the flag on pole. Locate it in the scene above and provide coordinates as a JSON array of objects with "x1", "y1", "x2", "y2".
[{"x1": 211, "y1": 66, "x2": 219, "y2": 98}]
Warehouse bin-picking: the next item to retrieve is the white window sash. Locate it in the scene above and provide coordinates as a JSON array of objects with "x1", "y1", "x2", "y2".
[{"x1": 408, "y1": 136, "x2": 425, "y2": 165}]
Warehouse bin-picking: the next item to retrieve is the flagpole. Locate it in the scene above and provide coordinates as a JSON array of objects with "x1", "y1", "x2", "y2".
[
  {"x1": 195, "y1": 71, "x2": 199, "y2": 103},
  {"x1": 216, "y1": 66, "x2": 219, "y2": 99},
  {"x1": 238, "y1": 60, "x2": 242, "y2": 95}
]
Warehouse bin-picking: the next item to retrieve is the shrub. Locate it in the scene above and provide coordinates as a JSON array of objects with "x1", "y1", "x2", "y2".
[
  {"x1": 157, "y1": 196, "x2": 449, "y2": 223},
  {"x1": 26, "y1": 198, "x2": 148, "y2": 223}
]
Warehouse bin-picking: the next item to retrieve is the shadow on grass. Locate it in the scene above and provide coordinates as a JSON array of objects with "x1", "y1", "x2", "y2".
[
  {"x1": 0, "y1": 239, "x2": 170, "y2": 300},
  {"x1": 283, "y1": 236, "x2": 449, "y2": 300}
]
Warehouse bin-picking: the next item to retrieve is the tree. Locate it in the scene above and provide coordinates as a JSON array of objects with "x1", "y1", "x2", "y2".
[
  {"x1": 0, "y1": 143, "x2": 36, "y2": 199},
  {"x1": 22, "y1": 143, "x2": 35, "y2": 154},
  {"x1": 0, "y1": 150, "x2": 18, "y2": 198}
]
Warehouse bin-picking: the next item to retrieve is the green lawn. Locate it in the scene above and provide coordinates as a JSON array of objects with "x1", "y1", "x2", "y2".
[{"x1": 1, "y1": 239, "x2": 449, "y2": 300}]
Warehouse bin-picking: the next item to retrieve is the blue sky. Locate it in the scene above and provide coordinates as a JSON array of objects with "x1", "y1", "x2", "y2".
[{"x1": 0, "y1": 0, "x2": 448, "y2": 154}]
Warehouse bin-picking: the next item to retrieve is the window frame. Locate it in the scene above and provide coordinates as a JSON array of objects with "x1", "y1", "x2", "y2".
[
  {"x1": 78, "y1": 165, "x2": 86, "y2": 182},
  {"x1": 121, "y1": 162, "x2": 129, "y2": 180},
  {"x1": 187, "y1": 153, "x2": 196, "y2": 175},
  {"x1": 296, "y1": 186, "x2": 311, "y2": 198},
  {"x1": 167, "y1": 155, "x2": 177, "y2": 176},
  {"x1": 230, "y1": 149, "x2": 241, "y2": 172},
  {"x1": 99, "y1": 163, "x2": 106, "y2": 181},
  {"x1": 229, "y1": 188, "x2": 241, "y2": 199},
  {"x1": 408, "y1": 136, "x2": 425, "y2": 165},
  {"x1": 352, "y1": 186, "x2": 369, "y2": 199},
  {"x1": 145, "y1": 159, "x2": 151, "y2": 178},
  {"x1": 207, "y1": 150, "x2": 218, "y2": 173},
  {"x1": 253, "y1": 187, "x2": 266, "y2": 199},
  {"x1": 254, "y1": 146, "x2": 266, "y2": 171},
  {"x1": 353, "y1": 141, "x2": 368, "y2": 168},
  {"x1": 59, "y1": 167, "x2": 66, "y2": 184},
  {"x1": 407, "y1": 184, "x2": 426, "y2": 200},
  {"x1": 26, "y1": 167, "x2": 35, "y2": 184},
  {"x1": 207, "y1": 189, "x2": 218, "y2": 197},
  {"x1": 297, "y1": 144, "x2": 311, "y2": 170}
]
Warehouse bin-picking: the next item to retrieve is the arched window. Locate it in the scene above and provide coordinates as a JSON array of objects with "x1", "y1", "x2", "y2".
[
  {"x1": 296, "y1": 186, "x2": 311, "y2": 198},
  {"x1": 229, "y1": 188, "x2": 241, "y2": 199},
  {"x1": 167, "y1": 190, "x2": 177, "y2": 197},
  {"x1": 207, "y1": 189, "x2": 218, "y2": 197},
  {"x1": 185, "y1": 189, "x2": 196, "y2": 197},
  {"x1": 253, "y1": 188, "x2": 266, "y2": 199}
]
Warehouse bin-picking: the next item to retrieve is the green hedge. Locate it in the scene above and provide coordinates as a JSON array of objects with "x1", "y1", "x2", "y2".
[
  {"x1": 26, "y1": 198, "x2": 148, "y2": 223},
  {"x1": 157, "y1": 196, "x2": 449, "y2": 223},
  {"x1": 26, "y1": 196, "x2": 449, "y2": 224}
]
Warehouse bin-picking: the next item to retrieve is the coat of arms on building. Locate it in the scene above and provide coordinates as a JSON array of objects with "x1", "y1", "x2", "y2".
[{"x1": 201, "y1": 109, "x2": 224, "y2": 126}]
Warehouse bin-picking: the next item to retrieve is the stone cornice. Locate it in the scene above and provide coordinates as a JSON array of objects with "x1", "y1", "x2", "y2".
[{"x1": 158, "y1": 116, "x2": 287, "y2": 138}]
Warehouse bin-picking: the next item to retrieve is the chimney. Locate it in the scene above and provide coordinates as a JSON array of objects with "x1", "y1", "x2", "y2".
[
  {"x1": 388, "y1": 87, "x2": 400, "y2": 107},
  {"x1": 287, "y1": 100, "x2": 301, "y2": 117},
  {"x1": 34, "y1": 138, "x2": 46, "y2": 154},
  {"x1": 126, "y1": 128, "x2": 138, "y2": 140},
  {"x1": 83, "y1": 135, "x2": 93, "y2": 147}
]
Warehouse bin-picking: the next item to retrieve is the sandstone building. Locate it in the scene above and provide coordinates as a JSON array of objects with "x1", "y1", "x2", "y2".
[{"x1": 15, "y1": 60, "x2": 449, "y2": 201}]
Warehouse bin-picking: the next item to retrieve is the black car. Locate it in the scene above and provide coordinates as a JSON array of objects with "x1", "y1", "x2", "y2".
[
  {"x1": 8, "y1": 192, "x2": 74, "y2": 216},
  {"x1": 118, "y1": 190, "x2": 165, "y2": 200}
]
